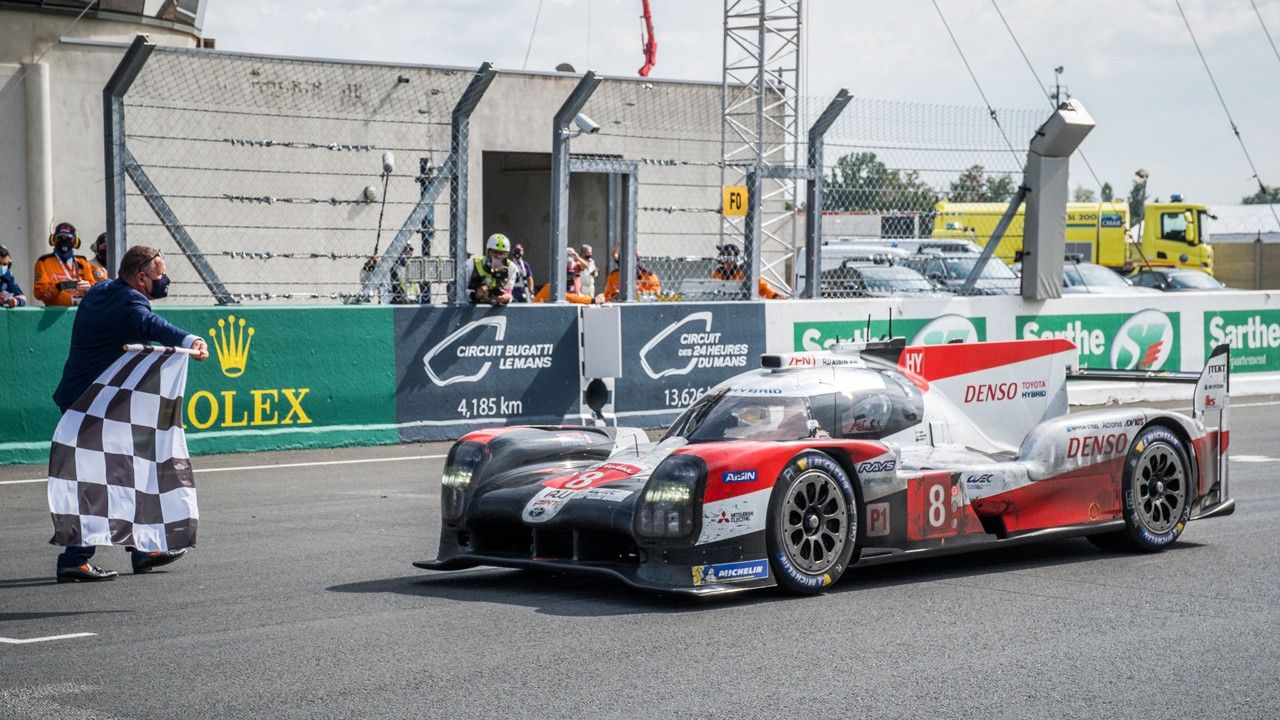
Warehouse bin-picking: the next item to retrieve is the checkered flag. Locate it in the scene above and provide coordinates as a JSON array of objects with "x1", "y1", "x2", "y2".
[{"x1": 47, "y1": 346, "x2": 197, "y2": 552}]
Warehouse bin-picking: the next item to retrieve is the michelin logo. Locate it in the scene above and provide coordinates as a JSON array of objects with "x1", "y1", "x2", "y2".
[{"x1": 691, "y1": 559, "x2": 769, "y2": 586}]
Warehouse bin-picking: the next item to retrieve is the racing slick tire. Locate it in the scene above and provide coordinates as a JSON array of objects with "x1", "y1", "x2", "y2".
[
  {"x1": 1089, "y1": 425, "x2": 1193, "y2": 553},
  {"x1": 765, "y1": 451, "x2": 860, "y2": 594}
]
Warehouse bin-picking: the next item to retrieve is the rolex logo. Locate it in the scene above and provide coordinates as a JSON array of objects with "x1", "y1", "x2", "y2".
[{"x1": 210, "y1": 314, "x2": 255, "y2": 378}]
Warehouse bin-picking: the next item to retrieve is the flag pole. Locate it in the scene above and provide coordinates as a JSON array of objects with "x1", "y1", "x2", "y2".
[{"x1": 123, "y1": 344, "x2": 200, "y2": 356}]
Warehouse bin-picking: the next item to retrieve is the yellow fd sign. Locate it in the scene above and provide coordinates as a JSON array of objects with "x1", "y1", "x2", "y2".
[{"x1": 722, "y1": 186, "x2": 748, "y2": 217}]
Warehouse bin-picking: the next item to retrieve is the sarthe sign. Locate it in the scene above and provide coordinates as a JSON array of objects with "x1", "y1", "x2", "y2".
[{"x1": 394, "y1": 305, "x2": 580, "y2": 441}]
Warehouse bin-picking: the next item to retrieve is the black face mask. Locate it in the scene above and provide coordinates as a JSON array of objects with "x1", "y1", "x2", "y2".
[
  {"x1": 147, "y1": 274, "x2": 171, "y2": 300},
  {"x1": 54, "y1": 239, "x2": 75, "y2": 259}
]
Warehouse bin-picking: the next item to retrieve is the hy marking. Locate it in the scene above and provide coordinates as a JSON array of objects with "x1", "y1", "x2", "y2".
[
  {"x1": 0, "y1": 453, "x2": 447, "y2": 486},
  {"x1": 0, "y1": 632, "x2": 96, "y2": 645}
]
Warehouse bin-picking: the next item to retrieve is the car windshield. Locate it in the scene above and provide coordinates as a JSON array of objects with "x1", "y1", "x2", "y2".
[
  {"x1": 667, "y1": 392, "x2": 817, "y2": 443},
  {"x1": 942, "y1": 257, "x2": 1017, "y2": 280},
  {"x1": 1168, "y1": 271, "x2": 1223, "y2": 289},
  {"x1": 859, "y1": 266, "x2": 935, "y2": 293},
  {"x1": 1065, "y1": 263, "x2": 1129, "y2": 288}
]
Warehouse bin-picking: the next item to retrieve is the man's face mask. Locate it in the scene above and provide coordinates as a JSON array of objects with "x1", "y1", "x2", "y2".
[
  {"x1": 54, "y1": 238, "x2": 75, "y2": 258},
  {"x1": 147, "y1": 274, "x2": 171, "y2": 300}
]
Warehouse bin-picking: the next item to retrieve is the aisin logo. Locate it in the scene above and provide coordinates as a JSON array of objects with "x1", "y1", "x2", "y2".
[{"x1": 210, "y1": 314, "x2": 255, "y2": 378}]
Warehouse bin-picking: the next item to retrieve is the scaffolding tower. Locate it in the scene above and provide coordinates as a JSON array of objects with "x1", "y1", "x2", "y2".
[{"x1": 721, "y1": 0, "x2": 803, "y2": 291}]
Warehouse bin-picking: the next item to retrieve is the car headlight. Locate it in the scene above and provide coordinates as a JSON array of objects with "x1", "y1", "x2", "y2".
[
  {"x1": 635, "y1": 455, "x2": 705, "y2": 540},
  {"x1": 441, "y1": 441, "x2": 487, "y2": 521}
]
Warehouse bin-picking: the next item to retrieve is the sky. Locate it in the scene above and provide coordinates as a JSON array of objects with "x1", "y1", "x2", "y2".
[{"x1": 202, "y1": 0, "x2": 1280, "y2": 205}]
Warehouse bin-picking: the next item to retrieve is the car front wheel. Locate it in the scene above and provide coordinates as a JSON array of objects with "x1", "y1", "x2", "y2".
[{"x1": 765, "y1": 451, "x2": 859, "y2": 594}]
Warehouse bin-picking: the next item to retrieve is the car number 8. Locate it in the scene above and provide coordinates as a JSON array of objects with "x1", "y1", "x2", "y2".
[
  {"x1": 565, "y1": 470, "x2": 604, "y2": 489},
  {"x1": 927, "y1": 483, "x2": 947, "y2": 528}
]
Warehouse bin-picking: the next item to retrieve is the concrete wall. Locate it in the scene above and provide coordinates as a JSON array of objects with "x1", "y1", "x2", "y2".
[
  {"x1": 0, "y1": 7, "x2": 197, "y2": 299},
  {"x1": 1214, "y1": 242, "x2": 1280, "y2": 290}
]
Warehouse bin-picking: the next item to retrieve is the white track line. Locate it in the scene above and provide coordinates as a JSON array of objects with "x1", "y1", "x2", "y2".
[
  {"x1": 0, "y1": 632, "x2": 96, "y2": 645},
  {"x1": 0, "y1": 453, "x2": 446, "y2": 486}
]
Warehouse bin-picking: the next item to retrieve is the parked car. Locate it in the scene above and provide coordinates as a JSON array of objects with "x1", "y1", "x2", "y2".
[
  {"x1": 819, "y1": 259, "x2": 945, "y2": 298},
  {"x1": 900, "y1": 253, "x2": 1019, "y2": 295},
  {"x1": 1013, "y1": 260, "x2": 1161, "y2": 295},
  {"x1": 1129, "y1": 268, "x2": 1231, "y2": 292}
]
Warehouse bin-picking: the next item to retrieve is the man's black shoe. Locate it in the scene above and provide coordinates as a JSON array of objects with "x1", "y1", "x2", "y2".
[
  {"x1": 131, "y1": 548, "x2": 188, "y2": 574},
  {"x1": 56, "y1": 563, "x2": 119, "y2": 583}
]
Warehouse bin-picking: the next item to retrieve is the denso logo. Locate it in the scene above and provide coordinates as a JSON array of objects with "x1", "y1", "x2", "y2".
[
  {"x1": 722, "y1": 469, "x2": 758, "y2": 483},
  {"x1": 856, "y1": 459, "x2": 896, "y2": 474},
  {"x1": 1066, "y1": 432, "x2": 1129, "y2": 459},
  {"x1": 963, "y1": 382, "x2": 1018, "y2": 403}
]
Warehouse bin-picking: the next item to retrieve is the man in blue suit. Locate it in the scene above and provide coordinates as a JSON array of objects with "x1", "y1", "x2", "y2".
[{"x1": 52, "y1": 245, "x2": 210, "y2": 583}]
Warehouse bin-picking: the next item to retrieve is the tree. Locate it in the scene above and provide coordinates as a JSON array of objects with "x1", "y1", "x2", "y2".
[
  {"x1": 1241, "y1": 184, "x2": 1280, "y2": 204},
  {"x1": 1073, "y1": 185, "x2": 1097, "y2": 202},
  {"x1": 824, "y1": 152, "x2": 939, "y2": 213},
  {"x1": 1100, "y1": 182, "x2": 1114, "y2": 202},
  {"x1": 947, "y1": 165, "x2": 1016, "y2": 203},
  {"x1": 1128, "y1": 178, "x2": 1147, "y2": 227}
]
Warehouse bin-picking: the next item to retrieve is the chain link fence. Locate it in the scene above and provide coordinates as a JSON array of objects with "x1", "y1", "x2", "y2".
[
  {"x1": 122, "y1": 47, "x2": 476, "y2": 304},
  {"x1": 808, "y1": 97, "x2": 1042, "y2": 299},
  {"x1": 114, "y1": 45, "x2": 1049, "y2": 305},
  {"x1": 569, "y1": 80, "x2": 750, "y2": 300}
]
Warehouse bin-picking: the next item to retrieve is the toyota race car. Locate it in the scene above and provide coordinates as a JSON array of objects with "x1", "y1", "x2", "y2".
[{"x1": 415, "y1": 338, "x2": 1234, "y2": 595}]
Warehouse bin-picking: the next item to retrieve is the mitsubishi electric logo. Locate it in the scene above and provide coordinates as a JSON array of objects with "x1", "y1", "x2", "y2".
[
  {"x1": 639, "y1": 311, "x2": 749, "y2": 380},
  {"x1": 422, "y1": 316, "x2": 554, "y2": 386}
]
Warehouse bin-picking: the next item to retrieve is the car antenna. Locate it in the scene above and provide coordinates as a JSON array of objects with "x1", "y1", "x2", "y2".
[
  {"x1": 887, "y1": 307, "x2": 893, "y2": 340},
  {"x1": 865, "y1": 314, "x2": 871, "y2": 341}
]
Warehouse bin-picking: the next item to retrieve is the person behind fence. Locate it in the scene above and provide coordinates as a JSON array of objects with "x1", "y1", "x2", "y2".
[
  {"x1": 0, "y1": 245, "x2": 28, "y2": 308},
  {"x1": 578, "y1": 244, "x2": 598, "y2": 298},
  {"x1": 50, "y1": 245, "x2": 210, "y2": 582},
  {"x1": 388, "y1": 243, "x2": 417, "y2": 305},
  {"x1": 711, "y1": 243, "x2": 787, "y2": 299},
  {"x1": 469, "y1": 233, "x2": 516, "y2": 305},
  {"x1": 510, "y1": 243, "x2": 534, "y2": 302},
  {"x1": 603, "y1": 254, "x2": 662, "y2": 302},
  {"x1": 89, "y1": 232, "x2": 111, "y2": 281},
  {"x1": 34, "y1": 222, "x2": 104, "y2": 307}
]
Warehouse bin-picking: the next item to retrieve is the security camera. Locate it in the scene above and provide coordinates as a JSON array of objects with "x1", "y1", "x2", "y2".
[
  {"x1": 381, "y1": 151, "x2": 395, "y2": 175},
  {"x1": 573, "y1": 113, "x2": 601, "y2": 135}
]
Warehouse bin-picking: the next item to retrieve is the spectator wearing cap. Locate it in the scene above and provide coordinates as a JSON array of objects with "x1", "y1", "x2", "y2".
[
  {"x1": 0, "y1": 245, "x2": 28, "y2": 308},
  {"x1": 34, "y1": 222, "x2": 104, "y2": 306},
  {"x1": 88, "y1": 233, "x2": 110, "y2": 281},
  {"x1": 711, "y1": 243, "x2": 788, "y2": 300}
]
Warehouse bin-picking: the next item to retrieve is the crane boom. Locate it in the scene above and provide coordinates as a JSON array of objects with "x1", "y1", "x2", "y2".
[{"x1": 638, "y1": 0, "x2": 657, "y2": 76}]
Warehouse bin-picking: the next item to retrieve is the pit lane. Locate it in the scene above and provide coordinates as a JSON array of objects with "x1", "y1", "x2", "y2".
[{"x1": 1, "y1": 400, "x2": 1278, "y2": 719}]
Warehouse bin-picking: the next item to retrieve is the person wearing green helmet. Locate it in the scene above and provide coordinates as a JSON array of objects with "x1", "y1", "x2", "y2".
[{"x1": 468, "y1": 233, "x2": 517, "y2": 305}]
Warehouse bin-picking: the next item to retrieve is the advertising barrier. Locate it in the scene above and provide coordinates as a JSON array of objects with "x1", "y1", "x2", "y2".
[
  {"x1": 393, "y1": 305, "x2": 581, "y2": 441},
  {"x1": 6, "y1": 290, "x2": 1280, "y2": 467},
  {"x1": 612, "y1": 303, "x2": 766, "y2": 427},
  {"x1": 1, "y1": 306, "x2": 399, "y2": 466}
]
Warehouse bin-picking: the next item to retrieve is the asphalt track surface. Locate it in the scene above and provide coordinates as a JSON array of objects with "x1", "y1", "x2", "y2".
[{"x1": 2, "y1": 401, "x2": 1279, "y2": 719}]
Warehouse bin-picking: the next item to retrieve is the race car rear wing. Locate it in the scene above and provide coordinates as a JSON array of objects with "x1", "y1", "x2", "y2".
[{"x1": 1069, "y1": 344, "x2": 1231, "y2": 508}]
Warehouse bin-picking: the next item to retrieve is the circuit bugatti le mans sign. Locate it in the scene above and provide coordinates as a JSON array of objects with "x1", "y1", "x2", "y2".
[{"x1": 394, "y1": 306, "x2": 580, "y2": 441}]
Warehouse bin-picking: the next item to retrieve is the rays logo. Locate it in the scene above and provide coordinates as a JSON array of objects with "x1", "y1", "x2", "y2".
[
  {"x1": 856, "y1": 459, "x2": 896, "y2": 474},
  {"x1": 1112, "y1": 310, "x2": 1174, "y2": 370},
  {"x1": 209, "y1": 314, "x2": 255, "y2": 378}
]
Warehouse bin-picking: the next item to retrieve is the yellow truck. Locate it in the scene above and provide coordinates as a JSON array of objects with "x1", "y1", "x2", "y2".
[{"x1": 932, "y1": 196, "x2": 1215, "y2": 274}]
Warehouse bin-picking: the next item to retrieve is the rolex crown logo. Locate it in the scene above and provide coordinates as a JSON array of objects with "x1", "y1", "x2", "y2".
[{"x1": 210, "y1": 314, "x2": 255, "y2": 378}]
